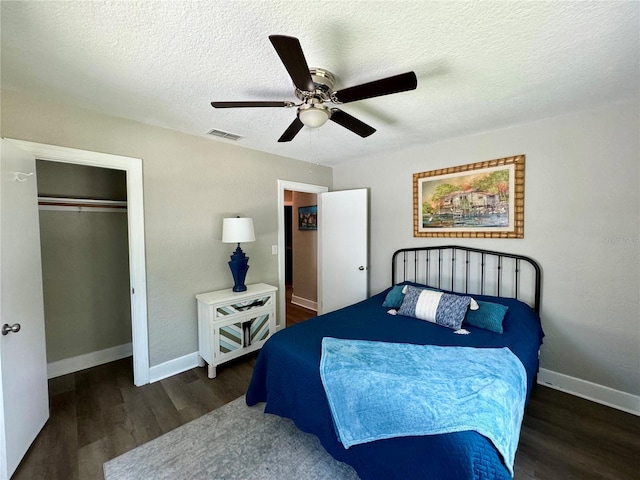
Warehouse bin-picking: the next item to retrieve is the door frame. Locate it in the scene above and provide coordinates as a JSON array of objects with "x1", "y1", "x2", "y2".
[
  {"x1": 276, "y1": 180, "x2": 328, "y2": 330},
  {"x1": 5, "y1": 138, "x2": 150, "y2": 386}
]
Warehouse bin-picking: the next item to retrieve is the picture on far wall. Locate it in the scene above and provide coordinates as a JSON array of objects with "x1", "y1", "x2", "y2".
[
  {"x1": 413, "y1": 155, "x2": 525, "y2": 238},
  {"x1": 298, "y1": 205, "x2": 317, "y2": 230}
]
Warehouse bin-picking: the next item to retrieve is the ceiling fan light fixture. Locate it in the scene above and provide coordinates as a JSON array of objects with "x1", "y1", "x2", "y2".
[{"x1": 298, "y1": 104, "x2": 330, "y2": 128}]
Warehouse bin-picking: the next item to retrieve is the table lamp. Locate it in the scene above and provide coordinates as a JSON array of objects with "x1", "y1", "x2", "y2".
[{"x1": 222, "y1": 217, "x2": 255, "y2": 292}]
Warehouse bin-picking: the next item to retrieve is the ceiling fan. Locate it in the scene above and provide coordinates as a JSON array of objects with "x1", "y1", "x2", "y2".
[{"x1": 211, "y1": 35, "x2": 418, "y2": 142}]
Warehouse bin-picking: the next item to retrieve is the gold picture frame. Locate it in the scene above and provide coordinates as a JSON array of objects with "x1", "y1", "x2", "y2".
[{"x1": 413, "y1": 155, "x2": 525, "y2": 238}]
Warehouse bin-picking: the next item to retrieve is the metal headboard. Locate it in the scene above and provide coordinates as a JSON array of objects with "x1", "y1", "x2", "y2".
[{"x1": 392, "y1": 245, "x2": 542, "y2": 314}]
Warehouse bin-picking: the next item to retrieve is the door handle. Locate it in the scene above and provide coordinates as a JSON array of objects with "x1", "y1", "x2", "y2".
[
  {"x1": 2, "y1": 323, "x2": 21, "y2": 335},
  {"x1": 358, "y1": 266, "x2": 365, "y2": 271}
]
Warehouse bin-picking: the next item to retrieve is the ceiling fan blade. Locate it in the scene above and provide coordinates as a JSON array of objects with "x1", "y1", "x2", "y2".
[
  {"x1": 269, "y1": 35, "x2": 315, "y2": 92},
  {"x1": 329, "y1": 109, "x2": 376, "y2": 138},
  {"x1": 211, "y1": 101, "x2": 294, "y2": 108},
  {"x1": 278, "y1": 117, "x2": 304, "y2": 142},
  {"x1": 332, "y1": 71, "x2": 417, "y2": 104}
]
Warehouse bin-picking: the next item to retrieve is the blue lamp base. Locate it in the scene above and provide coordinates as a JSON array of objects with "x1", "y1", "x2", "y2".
[{"x1": 228, "y1": 245, "x2": 250, "y2": 292}]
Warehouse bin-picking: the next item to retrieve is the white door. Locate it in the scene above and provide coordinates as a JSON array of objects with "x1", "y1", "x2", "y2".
[
  {"x1": 0, "y1": 139, "x2": 49, "y2": 479},
  {"x1": 318, "y1": 189, "x2": 368, "y2": 314}
]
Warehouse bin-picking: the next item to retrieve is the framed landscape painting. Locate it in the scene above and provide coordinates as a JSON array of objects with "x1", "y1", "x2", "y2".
[{"x1": 413, "y1": 155, "x2": 525, "y2": 238}]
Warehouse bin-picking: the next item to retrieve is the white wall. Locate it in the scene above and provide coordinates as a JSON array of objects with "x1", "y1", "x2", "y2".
[
  {"x1": 1, "y1": 88, "x2": 333, "y2": 368},
  {"x1": 333, "y1": 99, "x2": 640, "y2": 402}
]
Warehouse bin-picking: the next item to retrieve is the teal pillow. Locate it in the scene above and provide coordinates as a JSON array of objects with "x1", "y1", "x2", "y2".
[
  {"x1": 382, "y1": 285, "x2": 405, "y2": 308},
  {"x1": 464, "y1": 300, "x2": 509, "y2": 334}
]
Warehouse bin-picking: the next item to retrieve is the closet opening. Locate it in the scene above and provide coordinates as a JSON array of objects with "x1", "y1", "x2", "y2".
[{"x1": 36, "y1": 160, "x2": 134, "y2": 382}]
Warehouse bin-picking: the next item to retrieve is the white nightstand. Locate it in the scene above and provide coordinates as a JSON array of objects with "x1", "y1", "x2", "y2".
[{"x1": 196, "y1": 283, "x2": 277, "y2": 378}]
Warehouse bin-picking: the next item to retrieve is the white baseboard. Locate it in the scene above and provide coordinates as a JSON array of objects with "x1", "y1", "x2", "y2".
[
  {"x1": 291, "y1": 294, "x2": 318, "y2": 312},
  {"x1": 47, "y1": 343, "x2": 133, "y2": 379},
  {"x1": 149, "y1": 351, "x2": 201, "y2": 383},
  {"x1": 538, "y1": 368, "x2": 640, "y2": 416}
]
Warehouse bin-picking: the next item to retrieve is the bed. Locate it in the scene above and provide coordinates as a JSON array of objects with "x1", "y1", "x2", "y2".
[{"x1": 246, "y1": 246, "x2": 544, "y2": 479}]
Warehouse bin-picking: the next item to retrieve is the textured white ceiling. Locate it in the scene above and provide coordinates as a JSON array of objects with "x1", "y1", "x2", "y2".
[{"x1": 2, "y1": 1, "x2": 638, "y2": 166}]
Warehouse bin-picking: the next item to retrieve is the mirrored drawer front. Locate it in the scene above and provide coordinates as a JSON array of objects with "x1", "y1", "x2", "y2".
[
  {"x1": 249, "y1": 314, "x2": 270, "y2": 344},
  {"x1": 215, "y1": 294, "x2": 273, "y2": 317},
  {"x1": 218, "y1": 313, "x2": 271, "y2": 355},
  {"x1": 219, "y1": 322, "x2": 243, "y2": 354}
]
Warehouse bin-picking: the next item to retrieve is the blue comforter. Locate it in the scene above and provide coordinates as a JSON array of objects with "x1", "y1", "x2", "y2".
[{"x1": 246, "y1": 286, "x2": 544, "y2": 480}]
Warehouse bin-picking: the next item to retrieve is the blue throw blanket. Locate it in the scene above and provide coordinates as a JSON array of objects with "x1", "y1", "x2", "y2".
[{"x1": 319, "y1": 338, "x2": 526, "y2": 476}]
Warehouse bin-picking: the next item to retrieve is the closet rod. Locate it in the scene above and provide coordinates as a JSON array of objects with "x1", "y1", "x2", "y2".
[{"x1": 38, "y1": 196, "x2": 127, "y2": 213}]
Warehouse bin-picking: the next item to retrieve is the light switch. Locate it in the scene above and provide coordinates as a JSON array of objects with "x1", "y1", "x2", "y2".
[{"x1": 271, "y1": 245, "x2": 278, "y2": 255}]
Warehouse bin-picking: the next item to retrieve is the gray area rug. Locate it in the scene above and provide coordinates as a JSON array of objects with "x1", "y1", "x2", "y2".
[{"x1": 103, "y1": 396, "x2": 359, "y2": 479}]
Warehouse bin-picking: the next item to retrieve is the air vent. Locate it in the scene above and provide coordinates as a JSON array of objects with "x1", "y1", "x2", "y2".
[{"x1": 206, "y1": 128, "x2": 243, "y2": 141}]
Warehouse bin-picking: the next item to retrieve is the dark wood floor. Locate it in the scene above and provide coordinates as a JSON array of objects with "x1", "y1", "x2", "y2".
[
  {"x1": 517, "y1": 386, "x2": 639, "y2": 479},
  {"x1": 285, "y1": 285, "x2": 317, "y2": 326},
  {"x1": 13, "y1": 353, "x2": 257, "y2": 480},
  {"x1": 13, "y1": 298, "x2": 639, "y2": 479}
]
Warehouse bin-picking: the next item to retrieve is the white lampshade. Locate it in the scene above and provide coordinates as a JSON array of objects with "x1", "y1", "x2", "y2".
[
  {"x1": 298, "y1": 105, "x2": 330, "y2": 128},
  {"x1": 222, "y1": 217, "x2": 255, "y2": 243}
]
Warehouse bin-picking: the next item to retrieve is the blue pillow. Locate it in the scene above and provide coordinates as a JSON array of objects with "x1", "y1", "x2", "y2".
[
  {"x1": 397, "y1": 285, "x2": 471, "y2": 330},
  {"x1": 382, "y1": 285, "x2": 406, "y2": 308},
  {"x1": 464, "y1": 300, "x2": 509, "y2": 334},
  {"x1": 399, "y1": 282, "x2": 480, "y2": 310}
]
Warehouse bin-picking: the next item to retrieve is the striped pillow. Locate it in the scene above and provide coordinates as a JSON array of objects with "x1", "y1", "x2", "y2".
[{"x1": 397, "y1": 285, "x2": 471, "y2": 330}]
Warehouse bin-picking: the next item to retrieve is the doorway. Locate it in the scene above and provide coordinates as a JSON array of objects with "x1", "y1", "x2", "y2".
[
  {"x1": 277, "y1": 180, "x2": 328, "y2": 329},
  {"x1": 4, "y1": 139, "x2": 149, "y2": 385},
  {"x1": 284, "y1": 191, "x2": 319, "y2": 326}
]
